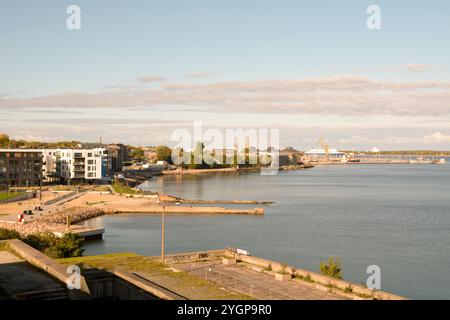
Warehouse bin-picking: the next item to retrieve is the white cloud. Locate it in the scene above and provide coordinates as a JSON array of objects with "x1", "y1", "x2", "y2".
[
  {"x1": 401, "y1": 64, "x2": 432, "y2": 73},
  {"x1": 185, "y1": 72, "x2": 213, "y2": 79},
  {"x1": 423, "y1": 132, "x2": 450, "y2": 144},
  {"x1": 136, "y1": 75, "x2": 167, "y2": 84},
  {"x1": 1, "y1": 75, "x2": 450, "y2": 118}
]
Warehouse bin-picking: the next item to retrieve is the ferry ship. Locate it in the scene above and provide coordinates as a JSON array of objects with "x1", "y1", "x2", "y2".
[{"x1": 434, "y1": 158, "x2": 446, "y2": 164}]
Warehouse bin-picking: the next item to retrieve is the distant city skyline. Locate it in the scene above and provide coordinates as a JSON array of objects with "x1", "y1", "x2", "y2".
[{"x1": 1, "y1": 0, "x2": 450, "y2": 150}]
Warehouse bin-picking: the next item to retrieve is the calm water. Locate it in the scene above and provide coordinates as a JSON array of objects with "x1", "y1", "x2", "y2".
[{"x1": 82, "y1": 164, "x2": 450, "y2": 299}]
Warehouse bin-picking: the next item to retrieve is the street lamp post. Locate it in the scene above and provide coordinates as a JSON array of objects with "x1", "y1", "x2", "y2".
[
  {"x1": 161, "y1": 206, "x2": 165, "y2": 264},
  {"x1": 27, "y1": 179, "x2": 31, "y2": 213}
]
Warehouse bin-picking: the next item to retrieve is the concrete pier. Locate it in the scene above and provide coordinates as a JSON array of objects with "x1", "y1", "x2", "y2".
[
  {"x1": 52, "y1": 225, "x2": 105, "y2": 240},
  {"x1": 112, "y1": 205, "x2": 264, "y2": 215}
]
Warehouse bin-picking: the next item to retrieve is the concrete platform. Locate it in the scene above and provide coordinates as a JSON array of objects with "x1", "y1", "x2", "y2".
[
  {"x1": 173, "y1": 260, "x2": 348, "y2": 300},
  {"x1": 52, "y1": 225, "x2": 105, "y2": 240},
  {"x1": 0, "y1": 251, "x2": 69, "y2": 300}
]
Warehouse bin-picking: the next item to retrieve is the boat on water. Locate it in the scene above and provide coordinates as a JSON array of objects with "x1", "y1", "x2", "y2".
[{"x1": 434, "y1": 158, "x2": 447, "y2": 164}]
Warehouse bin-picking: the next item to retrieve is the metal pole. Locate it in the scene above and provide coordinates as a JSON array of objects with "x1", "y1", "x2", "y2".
[
  {"x1": 161, "y1": 206, "x2": 165, "y2": 264},
  {"x1": 27, "y1": 180, "x2": 30, "y2": 212}
]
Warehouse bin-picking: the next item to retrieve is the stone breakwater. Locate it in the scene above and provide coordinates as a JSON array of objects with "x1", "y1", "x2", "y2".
[
  {"x1": 34, "y1": 207, "x2": 106, "y2": 225},
  {"x1": 0, "y1": 207, "x2": 107, "y2": 236},
  {"x1": 0, "y1": 221, "x2": 63, "y2": 237},
  {"x1": 0, "y1": 203, "x2": 263, "y2": 237}
]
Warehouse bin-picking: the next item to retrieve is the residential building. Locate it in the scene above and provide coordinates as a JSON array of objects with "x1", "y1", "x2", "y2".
[
  {"x1": 0, "y1": 149, "x2": 43, "y2": 190},
  {"x1": 42, "y1": 148, "x2": 111, "y2": 184},
  {"x1": 107, "y1": 144, "x2": 129, "y2": 172}
]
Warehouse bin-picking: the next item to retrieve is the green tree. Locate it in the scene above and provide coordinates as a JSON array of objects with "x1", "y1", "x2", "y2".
[
  {"x1": 156, "y1": 145, "x2": 173, "y2": 164},
  {"x1": 0, "y1": 134, "x2": 10, "y2": 148},
  {"x1": 320, "y1": 256, "x2": 343, "y2": 279},
  {"x1": 130, "y1": 148, "x2": 145, "y2": 162}
]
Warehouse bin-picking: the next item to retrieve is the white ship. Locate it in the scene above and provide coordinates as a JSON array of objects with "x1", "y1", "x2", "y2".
[{"x1": 434, "y1": 158, "x2": 446, "y2": 164}]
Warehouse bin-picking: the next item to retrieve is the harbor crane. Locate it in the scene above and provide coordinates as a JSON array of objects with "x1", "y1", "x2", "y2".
[{"x1": 319, "y1": 137, "x2": 330, "y2": 161}]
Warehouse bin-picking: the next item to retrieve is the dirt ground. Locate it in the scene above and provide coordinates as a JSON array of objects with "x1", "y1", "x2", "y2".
[{"x1": 0, "y1": 191, "x2": 159, "y2": 216}]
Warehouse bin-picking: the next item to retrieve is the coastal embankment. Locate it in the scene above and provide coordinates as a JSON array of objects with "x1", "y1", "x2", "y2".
[
  {"x1": 161, "y1": 165, "x2": 314, "y2": 175},
  {"x1": 159, "y1": 194, "x2": 274, "y2": 205},
  {"x1": 162, "y1": 167, "x2": 239, "y2": 175},
  {"x1": 111, "y1": 206, "x2": 264, "y2": 215}
]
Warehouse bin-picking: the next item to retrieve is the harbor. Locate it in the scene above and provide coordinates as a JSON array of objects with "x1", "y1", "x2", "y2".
[{"x1": 80, "y1": 163, "x2": 450, "y2": 300}]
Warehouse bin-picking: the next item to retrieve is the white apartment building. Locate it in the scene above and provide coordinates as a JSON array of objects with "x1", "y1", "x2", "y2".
[{"x1": 42, "y1": 148, "x2": 111, "y2": 184}]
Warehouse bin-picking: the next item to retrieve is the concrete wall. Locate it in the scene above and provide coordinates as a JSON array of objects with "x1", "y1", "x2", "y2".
[
  {"x1": 151, "y1": 249, "x2": 226, "y2": 264},
  {"x1": 82, "y1": 268, "x2": 164, "y2": 300}
]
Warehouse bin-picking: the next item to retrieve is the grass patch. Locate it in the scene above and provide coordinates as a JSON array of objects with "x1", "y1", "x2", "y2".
[
  {"x1": 0, "y1": 241, "x2": 8, "y2": 251},
  {"x1": 0, "y1": 192, "x2": 25, "y2": 201},
  {"x1": 90, "y1": 186, "x2": 110, "y2": 192},
  {"x1": 112, "y1": 182, "x2": 141, "y2": 195},
  {"x1": 295, "y1": 273, "x2": 314, "y2": 283},
  {"x1": 49, "y1": 185, "x2": 82, "y2": 191}
]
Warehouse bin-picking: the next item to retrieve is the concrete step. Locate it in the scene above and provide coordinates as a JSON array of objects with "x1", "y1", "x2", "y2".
[{"x1": 15, "y1": 288, "x2": 69, "y2": 300}]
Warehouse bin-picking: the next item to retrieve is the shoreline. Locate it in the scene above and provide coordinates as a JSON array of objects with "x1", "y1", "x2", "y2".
[
  {"x1": 160, "y1": 164, "x2": 314, "y2": 175},
  {"x1": 0, "y1": 187, "x2": 268, "y2": 237}
]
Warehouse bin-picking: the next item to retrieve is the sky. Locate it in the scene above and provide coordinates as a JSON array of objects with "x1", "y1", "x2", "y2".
[{"x1": 1, "y1": 0, "x2": 450, "y2": 150}]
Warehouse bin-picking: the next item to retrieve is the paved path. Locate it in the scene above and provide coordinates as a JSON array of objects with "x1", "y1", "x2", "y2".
[{"x1": 174, "y1": 260, "x2": 347, "y2": 300}]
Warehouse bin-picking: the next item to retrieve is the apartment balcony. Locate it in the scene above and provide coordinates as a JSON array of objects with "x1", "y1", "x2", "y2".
[
  {"x1": 73, "y1": 161, "x2": 85, "y2": 166},
  {"x1": 74, "y1": 167, "x2": 85, "y2": 172},
  {"x1": 73, "y1": 174, "x2": 85, "y2": 179}
]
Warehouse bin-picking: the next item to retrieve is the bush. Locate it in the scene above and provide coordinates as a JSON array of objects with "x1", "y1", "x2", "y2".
[
  {"x1": 0, "y1": 228, "x2": 21, "y2": 240},
  {"x1": 49, "y1": 233, "x2": 84, "y2": 258},
  {"x1": 320, "y1": 256, "x2": 343, "y2": 280},
  {"x1": 23, "y1": 232, "x2": 84, "y2": 259}
]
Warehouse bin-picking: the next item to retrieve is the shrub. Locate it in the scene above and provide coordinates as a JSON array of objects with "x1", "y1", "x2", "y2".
[
  {"x1": 0, "y1": 228, "x2": 21, "y2": 240},
  {"x1": 23, "y1": 232, "x2": 84, "y2": 259},
  {"x1": 23, "y1": 232, "x2": 55, "y2": 252},
  {"x1": 50, "y1": 233, "x2": 84, "y2": 258},
  {"x1": 320, "y1": 256, "x2": 343, "y2": 280},
  {"x1": 304, "y1": 273, "x2": 314, "y2": 282},
  {"x1": 344, "y1": 285, "x2": 353, "y2": 293},
  {"x1": 296, "y1": 273, "x2": 314, "y2": 282}
]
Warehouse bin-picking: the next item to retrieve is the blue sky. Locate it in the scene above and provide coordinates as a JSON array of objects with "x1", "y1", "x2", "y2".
[{"x1": 1, "y1": 0, "x2": 450, "y2": 149}]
